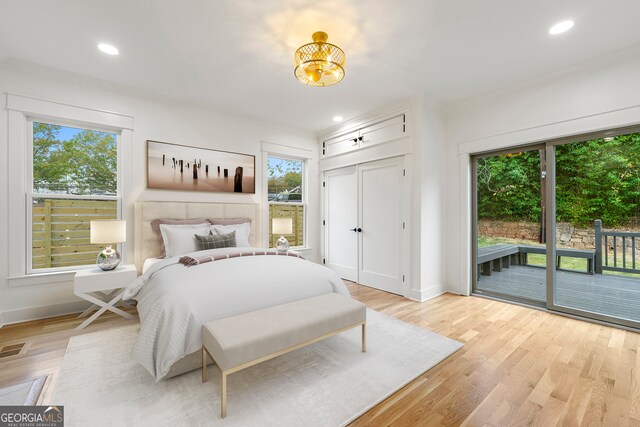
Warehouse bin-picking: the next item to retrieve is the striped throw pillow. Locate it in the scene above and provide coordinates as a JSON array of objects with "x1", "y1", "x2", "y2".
[{"x1": 194, "y1": 231, "x2": 236, "y2": 250}]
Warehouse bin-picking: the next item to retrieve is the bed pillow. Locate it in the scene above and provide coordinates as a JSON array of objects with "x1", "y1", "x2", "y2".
[
  {"x1": 150, "y1": 218, "x2": 209, "y2": 257},
  {"x1": 159, "y1": 223, "x2": 210, "y2": 258},
  {"x1": 194, "y1": 231, "x2": 236, "y2": 251},
  {"x1": 209, "y1": 217, "x2": 252, "y2": 226},
  {"x1": 211, "y1": 222, "x2": 251, "y2": 247}
]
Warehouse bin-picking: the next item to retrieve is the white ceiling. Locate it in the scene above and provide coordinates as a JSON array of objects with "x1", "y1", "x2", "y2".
[{"x1": 1, "y1": 0, "x2": 640, "y2": 131}]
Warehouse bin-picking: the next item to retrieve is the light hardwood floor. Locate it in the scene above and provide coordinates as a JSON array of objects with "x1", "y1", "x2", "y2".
[
  {"x1": 0, "y1": 284, "x2": 638, "y2": 426},
  {"x1": 0, "y1": 306, "x2": 139, "y2": 406}
]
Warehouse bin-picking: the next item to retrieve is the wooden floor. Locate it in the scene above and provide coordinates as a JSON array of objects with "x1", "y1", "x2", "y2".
[
  {"x1": 1, "y1": 284, "x2": 639, "y2": 426},
  {"x1": 477, "y1": 265, "x2": 640, "y2": 323},
  {"x1": 0, "y1": 306, "x2": 139, "y2": 406}
]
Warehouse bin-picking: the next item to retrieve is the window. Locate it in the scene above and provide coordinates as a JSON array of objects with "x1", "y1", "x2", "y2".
[
  {"x1": 267, "y1": 157, "x2": 304, "y2": 248},
  {"x1": 29, "y1": 121, "x2": 119, "y2": 272}
]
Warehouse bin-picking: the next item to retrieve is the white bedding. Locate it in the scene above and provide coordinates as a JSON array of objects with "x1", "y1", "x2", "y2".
[
  {"x1": 142, "y1": 257, "x2": 163, "y2": 274},
  {"x1": 124, "y1": 247, "x2": 350, "y2": 381}
]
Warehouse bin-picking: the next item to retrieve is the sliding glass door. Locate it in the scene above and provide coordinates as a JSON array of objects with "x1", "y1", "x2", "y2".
[
  {"x1": 473, "y1": 130, "x2": 640, "y2": 329},
  {"x1": 549, "y1": 133, "x2": 640, "y2": 328},
  {"x1": 472, "y1": 146, "x2": 547, "y2": 306}
]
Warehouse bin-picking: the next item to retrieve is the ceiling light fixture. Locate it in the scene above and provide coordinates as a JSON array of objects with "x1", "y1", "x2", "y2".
[
  {"x1": 294, "y1": 31, "x2": 345, "y2": 87},
  {"x1": 549, "y1": 20, "x2": 574, "y2": 35},
  {"x1": 333, "y1": 116, "x2": 344, "y2": 122},
  {"x1": 97, "y1": 43, "x2": 119, "y2": 55}
]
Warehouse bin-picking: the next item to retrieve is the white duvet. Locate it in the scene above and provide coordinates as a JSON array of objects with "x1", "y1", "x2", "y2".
[{"x1": 123, "y1": 247, "x2": 350, "y2": 381}]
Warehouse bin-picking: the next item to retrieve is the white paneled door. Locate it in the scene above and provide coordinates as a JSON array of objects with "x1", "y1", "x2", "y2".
[
  {"x1": 324, "y1": 166, "x2": 358, "y2": 281},
  {"x1": 324, "y1": 157, "x2": 404, "y2": 294},
  {"x1": 358, "y1": 157, "x2": 404, "y2": 294}
]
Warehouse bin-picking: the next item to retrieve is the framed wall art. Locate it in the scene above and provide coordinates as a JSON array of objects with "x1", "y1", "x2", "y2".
[{"x1": 147, "y1": 140, "x2": 255, "y2": 193}]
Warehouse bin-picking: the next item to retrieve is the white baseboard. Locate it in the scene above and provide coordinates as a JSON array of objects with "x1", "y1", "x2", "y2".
[
  {"x1": 0, "y1": 300, "x2": 91, "y2": 327},
  {"x1": 405, "y1": 284, "x2": 447, "y2": 302}
]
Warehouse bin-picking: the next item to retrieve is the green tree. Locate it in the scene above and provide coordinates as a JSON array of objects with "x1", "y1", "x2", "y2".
[
  {"x1": 33, "y1": 123, "x2": 117, "y2": 195},
  {"x1": 476, "y1": 133, "x2": 640, "y2": 228},
  {"x1": 282, "y1": 171, "x2": 302, "y2": 188},
  {"x1": 556, "y1": 134, "x2": 640, "y2": 227},
  {"x1": 33, "y1": 122, "x2": 65, "y2": 192},
  {"x1": 477, "y1": 151, "x2": 541, "y2": 222},
  {"x1": 267, "y1": 158, "x2": 302, "y2": 194}
]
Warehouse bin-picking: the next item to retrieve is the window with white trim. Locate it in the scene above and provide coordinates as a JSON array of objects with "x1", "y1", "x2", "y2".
[
  {"x1": 267, "y1": 156, "x2": 305, "y2": 248},
  {"x1": 28, "y1": 120, "x2": 120, "y2": 272}
]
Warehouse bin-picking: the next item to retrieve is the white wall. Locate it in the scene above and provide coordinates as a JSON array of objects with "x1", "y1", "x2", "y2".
[
  {"x1": 444, "y1": 45, "x2": 640, "y2": 295},
  {"x1": 0, "y1": 66, "x2": 318, "y2": 326},
  {"x1": 415, "y1": 99, "x2": 448, "y2": 300}
]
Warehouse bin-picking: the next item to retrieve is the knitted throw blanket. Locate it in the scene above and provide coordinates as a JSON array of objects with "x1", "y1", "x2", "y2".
[{"x1": 179, "y1": 250, "x2": 304, "y2": 267}]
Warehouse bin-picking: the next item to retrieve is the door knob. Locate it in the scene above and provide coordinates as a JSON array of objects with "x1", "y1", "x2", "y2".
[
  {"x1": 350, "y1": 228, "x2": 358, "y2": 232},
  {"x1": 357, "y1": 228, "x2": 362, "y2": 232}
]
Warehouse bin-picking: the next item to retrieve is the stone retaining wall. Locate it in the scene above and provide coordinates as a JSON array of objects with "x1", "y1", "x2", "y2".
[{"x1": 478, "y1": 220, "x2": 595, "y2": 249}]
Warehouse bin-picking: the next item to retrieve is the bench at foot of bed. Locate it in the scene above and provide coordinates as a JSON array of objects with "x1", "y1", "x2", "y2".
[{"x1": 201, "y1": 293, "x2": 367, "y2": 418}]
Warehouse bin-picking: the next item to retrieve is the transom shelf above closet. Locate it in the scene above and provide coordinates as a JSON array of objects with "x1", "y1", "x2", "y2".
[{"x1": 321, "y1": 113, "x2": 408, "y2": 158}]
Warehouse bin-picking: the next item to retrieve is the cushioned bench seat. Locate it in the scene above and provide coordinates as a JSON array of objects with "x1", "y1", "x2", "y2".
[{"x1": 202, "y1": 293, "x2": 367, "y2": 418}]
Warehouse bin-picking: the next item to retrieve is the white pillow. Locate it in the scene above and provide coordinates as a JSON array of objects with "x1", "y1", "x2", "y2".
[
  {"x1": 211, "y1": 222, "x2": 251, "y2": 247},
  {"x1": 159, "y1": 223, "x2": 210, "y2": 258}
]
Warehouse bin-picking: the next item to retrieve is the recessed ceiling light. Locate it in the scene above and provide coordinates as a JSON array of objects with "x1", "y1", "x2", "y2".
[
  {"x1": 333, "y1": 116, "x2": 344, "y2": 122},
  {"x1": 549, "y1": 20, "x2": 574, "y2": 35},
  {"x1": 97, "y1": 43, "x2": 119, "y2": 55}
]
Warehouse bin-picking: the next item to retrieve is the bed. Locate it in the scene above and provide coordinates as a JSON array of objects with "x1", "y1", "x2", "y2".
[{"x1": 126, "y1": 201, "x2": 350, "y2": 381}]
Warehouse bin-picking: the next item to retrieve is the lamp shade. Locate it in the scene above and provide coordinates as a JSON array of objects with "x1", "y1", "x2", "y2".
[
  {"x1": 272, "y1": 217, "x2": 293, "y2": 235},
  {"x1": 90, "y1": 220, "x2": 126, "y2": 244}
]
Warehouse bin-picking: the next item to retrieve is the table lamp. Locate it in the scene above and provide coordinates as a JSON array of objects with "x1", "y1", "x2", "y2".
[
  {"x1": 272, "y1": 218, "x2": 293, "y2": 251},
  {"x1": 90, "y1": 219, "x2": 126, "y2": 271}
]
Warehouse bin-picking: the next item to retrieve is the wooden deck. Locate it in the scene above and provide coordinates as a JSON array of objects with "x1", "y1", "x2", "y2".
[{"x1": 477, "y1": 265, "x2": 640, "y2": 322}]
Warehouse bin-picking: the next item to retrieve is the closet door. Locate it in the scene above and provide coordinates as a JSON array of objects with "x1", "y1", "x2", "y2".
[
  {"x1": 324, "y1": 166, "x2": 358, "y2": 281},
  {"x1": 358, "y1": 157, "x2": 404, "y2": 294}
]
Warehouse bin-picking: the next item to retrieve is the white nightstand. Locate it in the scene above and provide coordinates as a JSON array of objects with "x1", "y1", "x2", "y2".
[{"x1": 74, "y1": 264, "x2": 138, "y2": 330}]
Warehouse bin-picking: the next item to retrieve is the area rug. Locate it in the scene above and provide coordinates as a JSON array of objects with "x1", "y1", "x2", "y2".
[
  {"x1": 52, "y1": 309, "x2": 462, "y2": 426},
  {"x1": 0, "y1": 376, "x2": 47, "y2": 405}
]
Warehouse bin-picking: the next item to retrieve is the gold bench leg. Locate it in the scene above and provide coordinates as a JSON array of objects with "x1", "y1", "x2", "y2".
[
  {"x1": 221, "y1": 371, "x2": 227, "y2": 418},
  {"x1": 362, "y1": 323, "x2": 366, "y2": 352},
  {"x1": 202, "y1": 347, "x2": 206, "y2": 383}
]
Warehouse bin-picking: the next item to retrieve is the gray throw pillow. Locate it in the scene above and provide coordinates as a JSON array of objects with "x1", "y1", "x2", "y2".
[{"x1": 194, "y1": 231, "x2": 236, "y2": 250}]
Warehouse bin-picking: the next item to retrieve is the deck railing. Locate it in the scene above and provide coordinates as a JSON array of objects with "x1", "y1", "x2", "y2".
[{"x1": 595, "y1": 219, "x2": 640, "y2": 274}]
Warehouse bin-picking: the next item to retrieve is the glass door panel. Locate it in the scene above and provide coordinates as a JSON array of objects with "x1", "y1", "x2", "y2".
[
  {"x1": 473, "y1": 147, "x2": 548, "y2": 305},
  {"x1": 552, "y1": 133, "x2": 640, "y2": 326}
]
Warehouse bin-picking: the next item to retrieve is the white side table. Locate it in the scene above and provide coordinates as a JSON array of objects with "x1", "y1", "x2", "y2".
[{"x1": 74, "y1": 264, "x2": 138, "y2": 330}]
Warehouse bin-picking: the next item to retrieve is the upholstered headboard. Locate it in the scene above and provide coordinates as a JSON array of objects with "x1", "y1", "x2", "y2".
[{"x1": 133, "y1": 201, "x2": 260, "y2": 272}]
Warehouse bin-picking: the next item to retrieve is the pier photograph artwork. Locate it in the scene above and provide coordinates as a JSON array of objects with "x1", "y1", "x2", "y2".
[{"x1": 147, "y1": 140, "x2": 255, "y2": 193}]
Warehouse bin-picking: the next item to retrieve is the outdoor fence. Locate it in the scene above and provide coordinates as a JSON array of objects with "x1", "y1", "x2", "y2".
[
  {"x1": 32, "y1": 198, "x2": 117, "y2": 269},
  {"x1": 268, "y1": 204, "x2": 304, "y2": 248}
]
